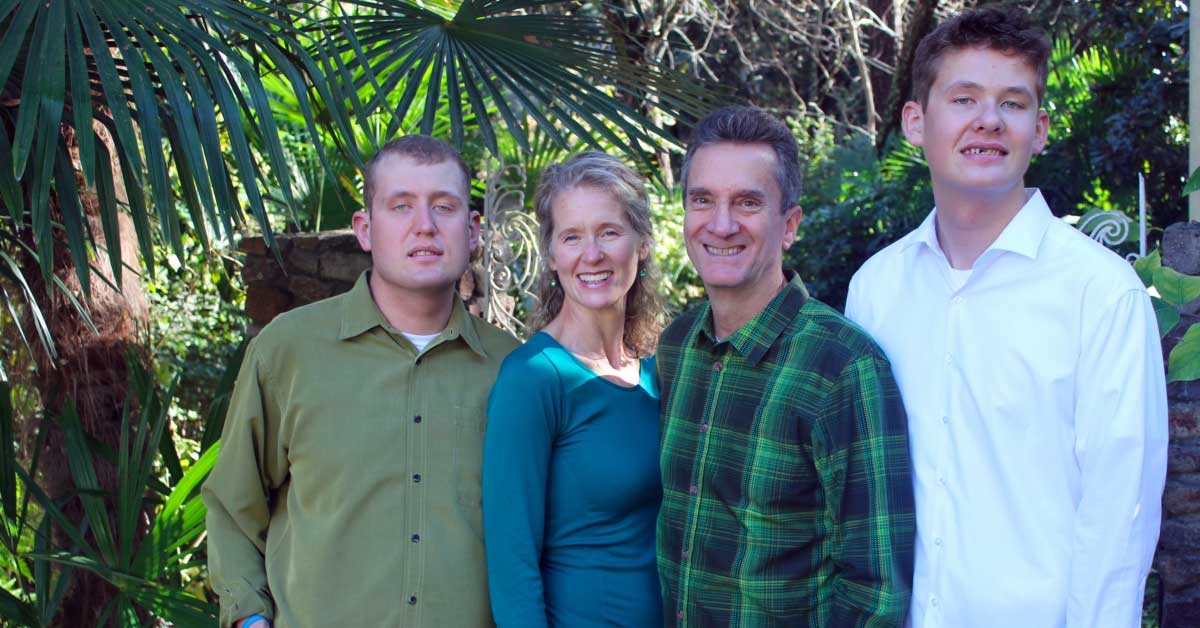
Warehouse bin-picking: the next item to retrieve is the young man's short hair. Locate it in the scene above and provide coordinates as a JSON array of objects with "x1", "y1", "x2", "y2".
[
  {"x1": 910, "y1": 6, "x2": 1051, "y2": 107},
  {"x1": 680, "y1": 106, "x2": 803, "y2": 212},
  {"x1": 362, "y1": 135, "x2": 473, "y2": 211}
]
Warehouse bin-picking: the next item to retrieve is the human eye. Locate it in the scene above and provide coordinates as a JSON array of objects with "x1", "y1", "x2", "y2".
[
  {"x1": 561, "y1": 233, "x2": 580, "y2": 244},
  {"x1": 738, "y1": 197, "x2": 764, "y2": 211},
  {"x1": 391, "y1": 201, "x2": 410, "y2": 212},
  {"x1": 686, "y1": 194, "x2": 711, "y2": 209},
  {"x1": 433, "y1": 203, "x2": 455, "y2": 214},
  {"x1": 1001, "y1": 99, "x2": 1026, "y2": 110},
  {"x1": 952, "y1": 96, "x2": 973, "y2": 105}
]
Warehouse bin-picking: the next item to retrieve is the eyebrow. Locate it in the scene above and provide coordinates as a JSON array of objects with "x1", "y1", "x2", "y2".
[
  {"x1": 945, "y1": 80, "x2": 1036, "y2": 100},
  {"x1": 381, "y1": 189, "x2": 465, "y2": 204}
]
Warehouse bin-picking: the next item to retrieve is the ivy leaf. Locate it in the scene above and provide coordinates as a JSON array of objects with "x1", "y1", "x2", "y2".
[
  {"x1": 1133, "y1": 249, "x2": 1161, "y2": 288},
  {"x1": 1168, "y1": 323, "x2": 1200, "y2": 383},
  {"x1": 1184, "y1": 165, "x2": 1200, "y2": 196},
  {"x1": 1152, "y1": 266, "x2": 1200, "y2": 306},
  {"x1": 1152, "y1": 296, "x2": 1180, "y2": 339}
]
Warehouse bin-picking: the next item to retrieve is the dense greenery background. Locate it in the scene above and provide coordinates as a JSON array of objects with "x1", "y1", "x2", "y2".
[{"x1": 0, "y1": 0, "x2": 1189, "y2": 625}]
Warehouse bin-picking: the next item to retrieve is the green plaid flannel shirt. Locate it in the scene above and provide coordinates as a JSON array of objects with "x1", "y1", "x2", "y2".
[{"x1": 656, "y1": 272, "x2": 915, "y2": 627}]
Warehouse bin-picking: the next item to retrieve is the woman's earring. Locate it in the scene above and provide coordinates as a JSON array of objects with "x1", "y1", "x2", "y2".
[
  {"x1": 550, "y1": 276, "x2": 557, "y2": 288},
  {"x1": 638, "y1": 267, "x2": 647, "y2": 278}
]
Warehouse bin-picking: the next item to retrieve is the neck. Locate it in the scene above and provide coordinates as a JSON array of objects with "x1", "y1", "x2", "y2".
[
  {"x1": 544, "y1": 300, "x2": 629, "y2": 368},
  {"x1": 708, "y1": 270, "x2": 787, "y2": 340},
  {"x1": 368, "y1": 272, "x2": 456, "y2": 335},
  {"x1": 933, "y1": 185, "x2": 1029, "y2": 269}
]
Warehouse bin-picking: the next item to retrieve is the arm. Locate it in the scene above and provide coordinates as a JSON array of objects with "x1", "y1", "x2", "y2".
[
  {"x1": 813, "y1": 351, "x2": 915, "y2": 628},
  {"x1": 201, "y1": 343, "x2": 284, "y2": 628},
  {"x1": 482, "y1": 359, "x2": 557, "y2": 628},
  {"x1": 1067, "y1": 289, "x2": 1168, "y2": 628}
]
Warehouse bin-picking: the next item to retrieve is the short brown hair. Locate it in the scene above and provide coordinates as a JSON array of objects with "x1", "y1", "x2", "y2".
[
  {"x1": 911, "y1": 7, "x2": 1050, "y2": 107},
  {"x1": 530, "y1": 152, "x2": 666, "y2": 357},
  {"x1": 362, "y1": 135, "x2": 472, "y2": 211}
]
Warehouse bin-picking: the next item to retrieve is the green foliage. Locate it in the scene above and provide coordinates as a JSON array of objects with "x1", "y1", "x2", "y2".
[
  {"x1": 788, "y1": 129, "x2": 931, "y2": 310},
  {"x1": 1033, "y1": 2, "x2": 1188, "y2": 234},
  {"x1": 0, "y1": 350, "x2": 244, "y2": 626},
  {"x1": 1132, "y1": 250, "x2": 1200, "y2": 383}
]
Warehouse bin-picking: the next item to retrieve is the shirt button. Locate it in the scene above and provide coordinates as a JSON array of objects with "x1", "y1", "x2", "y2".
[
  {"x1": 931, "y1": 597, "x2": 939, "y2": 608},
  {"x1": 414, "y1": 415, "x2": 422, "y2": 424},
  {"x1": 941, "y1": 415, "x2": 949, "y2": 424},
  {"x1": 713, "y1": 361, "x2": 722, "y2": 372},
  {"x1": 689, "y1": 485, "x2": 698, "y2": 495},
  {"x1": 953, "y1": 296, "x2": 964, "y2": 305},
  {"x1": 408, "y1": 595, "x2": 418, "y2": 605},
  {"x1": 700, "y1": 423, "x2": 709, "y2": 433},
  {"x1": 677, "y1": 611, "x2": 685, "y2": 620},
  {"x1": 411, "y1": 534, "x2": 420, "y2": 543},
  {"x1": 413, "y1": 473, "x2": 422, "y2": 483},
  {"x1": 681, "y1": 549, "x2": 689, "y2": 558},
  {"x1": 943, "y1": 353, "x2": 952, "y2": 365},
  {"x1": 938, "y1": 476, "x2": 946, "y2": 485},
  {"x1": 935, "y1": 537, "x2": 943, "y2": 546}
]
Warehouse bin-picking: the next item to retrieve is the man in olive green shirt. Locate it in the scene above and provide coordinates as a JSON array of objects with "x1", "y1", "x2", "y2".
[{"x1": 202, "y1": 136, "x2": 519, "y2": 628}]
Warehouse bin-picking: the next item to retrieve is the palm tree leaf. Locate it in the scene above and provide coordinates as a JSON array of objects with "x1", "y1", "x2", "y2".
[
  {"x1": 450, "y1": 37, "x2": 499, "y2": 155},
  {"x1": 124, "y1": 585, "x2": 217, "y2": 626},
  {"x1": 57, "y1": 401, "x2": 119, "y2": 565},
  {"x1": 12, "y1": 0, "x2": 64, "y2": 182},
  {"x1": 51, "y1": 146, "x2": 93, "y2": 298},
  {"x1": 92, "y1": 137, "x2": 124, "y2": 287},
  {"x1": 75, "y1": 4, "x2": 146, "y2": 190},
  {"x1": 64, "y1": 0, "x2": 96, "y2": 189},
  {"x1": 0, "y1": 250, "x2": 55, "y2": 360},
  {"x1": 0, "y1": 378, "x2": 15, "y2": 523},
  {"x1": 0, "y1": 123, "x2": 25, "y2": 224}
]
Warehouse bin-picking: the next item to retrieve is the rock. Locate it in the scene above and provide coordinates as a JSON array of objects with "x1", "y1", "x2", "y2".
[
  {"x1": 238, "y1": 236, "x2": 267, "y2": 255},
  {"x1": 1157, "y1": 552, "x2": 1200, "y2": 592},
  {"x1": 293, "y1": 233, "x2": 322, "y2": 250},
  {"x1": 1172, "y1": 403, "x2": 1200, "y2": 440},
  {"x1": 287, "y1": 275, "x2": 334, "y2": 305},
  {"x1": 1169, "y1": 439, "x2": 1200, "y2": 474},
  {"x1": 320, "y1": 251, "x2": 371, "y2": 283},
  {"x1": 1164, "y1": 586, "x2": 1200, "y2": 627},
  {"x1": 1164, "y1": 474, "x2": 1200, "y2": 516},
  {"x1": 245, "y1": 283, "x2": 292, "y2": 326},
  {"x1": 1164, "y1": 222, "x2": 1200, "y2": 276},
  {"x1": 289, "y1": 248, "x2": 320, "y2": 276}
]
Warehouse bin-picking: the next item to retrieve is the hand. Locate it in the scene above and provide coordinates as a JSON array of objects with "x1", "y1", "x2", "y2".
[{"x1": 235, "y1": 616, "x2": 271, "y2": 628}]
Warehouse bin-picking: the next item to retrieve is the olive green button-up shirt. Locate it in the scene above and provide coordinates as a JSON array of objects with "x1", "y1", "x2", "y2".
[{"x1": 202, "y1": 272, "x2": 519, "y2": 628}]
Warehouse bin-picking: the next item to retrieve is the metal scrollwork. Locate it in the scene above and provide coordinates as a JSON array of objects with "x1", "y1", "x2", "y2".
[
  {"x1": 1078, "y1": 209, "x2": 1133, "y2": 248},
  {"x1": 478, "y1": 156, "x2": 541, "y2": 337}
]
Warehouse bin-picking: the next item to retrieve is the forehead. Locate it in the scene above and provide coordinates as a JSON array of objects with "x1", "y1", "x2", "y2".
[
  {"x1": 550, "y1": 185, "x2": 629, "y2": 228},
  {"x1": 687, "y1": 142, "x2": 780, "y2": 193},
  {"x1": 370, "y1": 154, "x2": 468, "y2": 204},
  {"x1": 930, "y1": 46, "x2": 1040, "y2": 94}
]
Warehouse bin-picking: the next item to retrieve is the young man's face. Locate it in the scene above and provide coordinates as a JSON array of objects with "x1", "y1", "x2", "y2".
[
  {"x1": 683, "y1": 142, "x2": 802, "y2": 305},
  {"x1": 352, "y1": 154, "x2": 479, "y2": 296},
  {"x1": 902, "y1": 47, "x2": 1049, "y2": 203}
]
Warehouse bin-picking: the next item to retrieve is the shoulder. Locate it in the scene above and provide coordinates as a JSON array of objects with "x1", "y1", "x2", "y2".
[
  {"x1": 467, "y1": 314, "x2": 522, "y2": 361},
  {"x1": 660, "y1": 301, "x2": 706, "y2": 348},
  {"x1": 790, "y1": 297, "x2": 893, "y2": 379},
  {"x1": 1042, "y1": 220, "x2": 1146, "y2": 298},
  {"x1": 850, "y1": 229, "x2": 921, "y2": 291},
  {"x1": 248, "y1": 291, "x2": 347, "y2": 360},
  {"x1": 495, "y1": 334, "x2": 566, "y2": 387}
]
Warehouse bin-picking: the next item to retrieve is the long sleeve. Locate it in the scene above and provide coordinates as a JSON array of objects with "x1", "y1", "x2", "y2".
[
  {"x1": 482, "y1": 360, "x2": 557, "y2": 628},
  {"x1": 1067, "y1": 288, "x2": 1168, "y2": 628},
  {"x1": 201, "y1": 342, "x2": 284, "y2": 628},
  {"x1": 813, "y1": 352, "x2": 915, "y2": 628}
]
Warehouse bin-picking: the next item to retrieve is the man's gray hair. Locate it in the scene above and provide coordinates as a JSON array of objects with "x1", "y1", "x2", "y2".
[{"x1": 680, "y1": 106, "x2": 803, "y2": 212}]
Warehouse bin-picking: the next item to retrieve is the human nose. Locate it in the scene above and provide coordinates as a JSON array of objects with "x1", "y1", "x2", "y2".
[
  {"x1": 706, "y1": 203, "x2": 739, "y2": 237},
  {"x1": 411, "y1": 204, "x2": 436, "y2": 234},
  {"x1": 974, "y1": 100, "x2": 1004, "y2": 133},
  {"x1": 582, "y1": 238, "x2": 605, "y2": 263}
]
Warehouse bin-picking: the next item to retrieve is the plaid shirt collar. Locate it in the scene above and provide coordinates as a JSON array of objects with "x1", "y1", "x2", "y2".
[{"x1": 693, "y1": 270, "x2": 810, "y2": 367}]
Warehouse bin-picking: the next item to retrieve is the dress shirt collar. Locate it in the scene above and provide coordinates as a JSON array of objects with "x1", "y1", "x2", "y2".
[
  {"x1": 696, "y1": 270, "x2": 809, "y2": 367},
  {"x1": 904, "y1": 189, "x2": 1054, "y2": 262},
  {"x1": 338, "y1": 271, "x2": 489, "y2": 358}
]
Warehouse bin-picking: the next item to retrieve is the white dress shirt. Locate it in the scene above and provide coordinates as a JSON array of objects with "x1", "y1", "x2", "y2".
[{"x1": 845, "y1": 190, "x2": 1168, "y2": 628}]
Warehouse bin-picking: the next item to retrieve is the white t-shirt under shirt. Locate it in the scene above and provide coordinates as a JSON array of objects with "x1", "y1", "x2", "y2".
[
  {"x1": 402, "y1": 331, "x2": 440, "y2": 352},
  {"x1": 845, "y1": 189, "x2": 1167, "y2": 628}
]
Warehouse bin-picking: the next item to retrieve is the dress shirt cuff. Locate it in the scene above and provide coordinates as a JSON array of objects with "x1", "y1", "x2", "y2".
[{"x1": 217, "y1": 578, "x2": 274, "y2": 628}]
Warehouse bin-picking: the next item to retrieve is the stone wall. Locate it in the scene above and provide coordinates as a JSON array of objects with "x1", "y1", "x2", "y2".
[
  {"x1": 1159, "y1": 222, "x2": 1200, "y2": 626},
  {"x1": 242, "y1": 225, "x2": 1200, "y2": 625}
]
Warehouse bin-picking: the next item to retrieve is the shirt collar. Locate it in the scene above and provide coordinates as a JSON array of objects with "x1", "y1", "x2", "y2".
[
  {"x1": 697, "y1": 270, "x2": 809, "y2": 367},
  {"x1": 338, "y1": 271, "x2": 489, "y2": 358},
  {"x1": 903, "y1": 188, "x2": 1053, "y2": 262}
]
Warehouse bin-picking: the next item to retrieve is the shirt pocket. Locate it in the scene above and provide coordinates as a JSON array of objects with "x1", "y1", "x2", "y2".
[{"x1": 452, "y1": 400, "x2": 487, "y2": 533}]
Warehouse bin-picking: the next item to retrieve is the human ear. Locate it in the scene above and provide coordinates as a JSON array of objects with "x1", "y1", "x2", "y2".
[
  {"x1": 1033, "y1": 108, "x2": 1050, "y2": 154},
  {"x1": 901, "y1": 101, "x2": 925, "y2": 147},
  {"x1": 782, "y1": 206, "x2": 803, "y2": 249},
  {"x1": 468, "y1": 210, "x2": 482, "y2": 252},
  {"x1": 352, "y1": 210, "x2": 372, "y2": 252}
]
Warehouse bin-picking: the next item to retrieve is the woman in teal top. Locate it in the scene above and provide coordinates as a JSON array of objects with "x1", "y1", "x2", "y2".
[{"x1": 483, "y1": 153, "x2": 667, "y2": 627}]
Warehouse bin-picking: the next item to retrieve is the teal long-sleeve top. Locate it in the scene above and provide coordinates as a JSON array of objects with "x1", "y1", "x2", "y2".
[{"x1": 483, "y1": 332, "x2": 663, "y2": 628}]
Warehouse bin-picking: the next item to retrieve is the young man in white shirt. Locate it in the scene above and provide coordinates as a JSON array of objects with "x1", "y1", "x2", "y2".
[{"x1": 845, "y1": 7, "x2": 1168, "y2": 628}]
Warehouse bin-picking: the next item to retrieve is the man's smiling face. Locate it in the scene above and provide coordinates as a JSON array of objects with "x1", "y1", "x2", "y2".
[
  {"x1": 903, "y1": 46, "x2": 1049, "y2": 205},
  {"x1": 683, "y1": 142, "x2": 801, "y2": 306}
]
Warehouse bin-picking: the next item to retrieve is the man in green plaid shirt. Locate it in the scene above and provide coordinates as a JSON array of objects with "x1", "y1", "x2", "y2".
[{"x1": 657, "y1": 107, "x2": 915, "y2": 627}]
